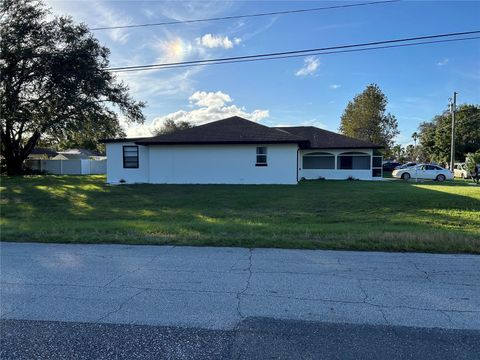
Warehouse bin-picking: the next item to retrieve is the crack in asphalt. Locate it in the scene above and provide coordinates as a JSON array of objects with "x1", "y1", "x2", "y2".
[
  {"x1": 96, "y1": 288, "x2": 149, "y2": 323},
  {"x1": 410, "y1": 261, "x2": 432, "y2": 283},
  {"x1": 229, "y1": 250, "x2": 251, "y2": 272},
  {"x1": 358, "y1": 279, "x2": 369, "y2": 303},
  {"x1": 379, "y1": 309, "x2": 390, "y2": 325},
  {"x1": 236, "y1": 292, "x2": 480, "y2": 315},
  {"x1": 102, "y1": 246, "x2": 177, "y2": 288},
  {"x1": 440, "y1": 310, "x2": 454, "y2": 324},
  {"x1": 235, "y1": 249, "x2": 253, "y2": 320},
  {"x1": 2, "y1": 246, "x2": 479, "y2": 331}
]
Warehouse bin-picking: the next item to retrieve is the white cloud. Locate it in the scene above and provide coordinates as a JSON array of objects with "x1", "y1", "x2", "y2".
[
  {"x1": 239, "y1": 16, "x2": 278, "y2": 41},
  {"x1": 46, "y1": 0, "x2": 133, "y2": 44},
  {"x1": 142, "y1": 8, "x2": 155, "y2": 18},
  {"x1": 295, "y1": 57, "x2": 320, "y2": 77},
  {"x1": 196, "y1": 34, "x2": 241, "y2": 49},
  {"x1": 155, "y1": 2, "x2": 233, "y2": 23},
  {"x1": 122, "y1": 91, "x2": 269, "y2": 137},
  {"x1": 329, "y1": 84, "x2": 341, "y2": 90},
  {"x1": 437, "y1": 58, "x2": 449, "y2": 66},
  {"x1": 189, "y1": 91, "x2": 232, "y2": 108},
  {"x1": 116, "y1": 67, "x2": 201, "y2": 99}
]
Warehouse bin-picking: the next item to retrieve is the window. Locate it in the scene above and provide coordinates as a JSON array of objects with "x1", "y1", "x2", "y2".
[
  {"x1": 256, "y1": 147, "x2": 267, "y2": 166},
  {"x1": 123, "y1": 146, "x2": 139, "y2": 168},
  {"x1": 303, "y1": 152, "x2": 335, "y2": 169},
  {"x1": 337, "y1": 152, "x2": 371, "y2": 170}
]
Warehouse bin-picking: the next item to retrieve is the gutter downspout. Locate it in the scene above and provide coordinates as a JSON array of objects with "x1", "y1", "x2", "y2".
[{"x1": 296, "y1": 147, "x2": 299, "y2": 183}]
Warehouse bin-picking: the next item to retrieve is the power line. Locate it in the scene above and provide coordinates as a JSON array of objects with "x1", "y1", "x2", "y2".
[
  {"x1": 107, "y1": 30, "x2": 480, "y2": 72},
  {"x1": 109, "y1": 36, "x2": 480, "y2": 73},
  {"x1": 91, "y1": 0, "x2": 400, "y2": 31}
]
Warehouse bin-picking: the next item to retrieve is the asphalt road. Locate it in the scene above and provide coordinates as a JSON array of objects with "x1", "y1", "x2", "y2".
[
  {"x1": 1, "y1": 243, "x2": 479, "y2": 358},
  {"x1": 2, "y1": 318, "x2": 479, "y2": 360}
]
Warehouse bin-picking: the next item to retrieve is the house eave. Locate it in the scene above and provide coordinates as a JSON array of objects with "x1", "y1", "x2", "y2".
[
  {"x1": 300, "y1": 145, "x2": 384, "y2": 150},
  {"x1": 100, "y1": 137, "x2": 148, "y2": 144},
  {"x1": 134, "y1": 140, "x2": 309, "y2": 146}
]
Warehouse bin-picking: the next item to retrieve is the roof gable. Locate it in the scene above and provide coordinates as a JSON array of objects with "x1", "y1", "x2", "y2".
[
  {"x1": 135, "y1": 116, "x2": 306, "y2": 145},
  {"x1": 276, "y1": 126, "x2": 382, "y2": 149}
]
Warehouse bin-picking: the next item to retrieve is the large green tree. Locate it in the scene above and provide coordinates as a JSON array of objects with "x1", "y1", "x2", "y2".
[
  {"x1": 154, "y1": 119, "x2": 194, "y2": 136},
  {"x1": 418, "y1": 104, "x2": 480, "y2": 163},
  {"x1": 339, "y1": 84, "x2": 399, "y2": 152},
  {"x1": 1, "y1": 0, "x2": 145, "y2": 174}
]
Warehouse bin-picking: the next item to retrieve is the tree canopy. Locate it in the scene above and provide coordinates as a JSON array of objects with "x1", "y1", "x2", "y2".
[
  {"x1": 0, "y1": 0, "x2": 145, "y2": 174},
  {"x1": 154, "y1": 119, "x2": 194, "y2": 135},
  {"x1": 339, "y1": 84, "x2": 399, "y2": 152},
  {"x1": 417, "y1": 104, "x2": 480, "y2": 163}
]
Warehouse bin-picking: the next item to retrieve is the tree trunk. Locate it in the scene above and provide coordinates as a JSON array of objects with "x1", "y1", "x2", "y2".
[
  {"x1": 2, "y1": 130, "x2": 41, "y2": 175},
  {"x1": 5, "y1": 155, "x2": 25, "y2": 176}
]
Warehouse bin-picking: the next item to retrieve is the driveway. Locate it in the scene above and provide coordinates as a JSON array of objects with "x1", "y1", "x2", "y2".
[{"x1": 1, "y1": 243, "x2": 479, "y2": 359}]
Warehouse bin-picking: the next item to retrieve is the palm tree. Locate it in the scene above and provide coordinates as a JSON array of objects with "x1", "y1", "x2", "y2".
[
  {"x1": 412, "y1": 132, "x2": 418, "y2": 147},
  {"x1": 392, "y1": 144, "x2": 404, "y2": 160}
]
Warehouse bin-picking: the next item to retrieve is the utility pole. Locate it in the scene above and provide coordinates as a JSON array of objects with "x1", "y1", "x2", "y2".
[{"x1": 450, "y1": 92, "x2": 457, "y2": 172}]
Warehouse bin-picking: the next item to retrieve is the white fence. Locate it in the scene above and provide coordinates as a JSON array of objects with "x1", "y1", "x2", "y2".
[{"x1": 25, "y1": 159, "x2": 106, "y2": 175}]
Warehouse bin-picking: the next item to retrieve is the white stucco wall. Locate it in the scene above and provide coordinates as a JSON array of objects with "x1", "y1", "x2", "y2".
[
  {"x1": 106, "y1": 142, "x2": 149, "y2": 184},
  {"x1": 298, "y1": 148, "x2": 380, "y2": 180},
  {"x1": 106, "y1": 143, "x2": 298, "y2": 184}
]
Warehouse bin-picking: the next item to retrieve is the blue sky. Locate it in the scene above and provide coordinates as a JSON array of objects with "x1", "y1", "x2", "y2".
[{"x1": 47, "y1": 0, "x2": 480, "y2": 145}]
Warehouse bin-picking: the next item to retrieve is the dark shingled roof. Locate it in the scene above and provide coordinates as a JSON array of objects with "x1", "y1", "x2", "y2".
[
  {"x1": 101, "y1": 116, "x2": 382, "y2": 149},
  {"x1": 276, "y1": 126, "x2": 383, "y2": 149},
  {"x1": 135, "y1": 116, "x2": 307, "y2": 145},
  {"x1": 30, "y1": 148, "x2": 58, "y2": 156}
]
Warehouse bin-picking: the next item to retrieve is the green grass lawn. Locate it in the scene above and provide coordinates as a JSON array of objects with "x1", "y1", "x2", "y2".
[{"x1": 1, "y1": 175, "x2": 479, "y2": 253}]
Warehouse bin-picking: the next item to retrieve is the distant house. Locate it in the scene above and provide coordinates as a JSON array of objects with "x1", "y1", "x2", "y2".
[
  {"x1": 27, "y1": 148, "x2": 58, "y2": 159},
  {"x1": 52, "y1": 148, "x2": 104, "y2": 160},
  {"x1": 102, "y1": 116, "x2": 383, "y2": 185}
]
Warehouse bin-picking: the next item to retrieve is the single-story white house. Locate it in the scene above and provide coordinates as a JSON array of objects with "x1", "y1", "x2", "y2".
[
  {"x1": 103, "y1": 116, "x2": 383, "y2": 185},
  {"x1": 52, "y1": 148, "x2": 105, "y2": 160}
]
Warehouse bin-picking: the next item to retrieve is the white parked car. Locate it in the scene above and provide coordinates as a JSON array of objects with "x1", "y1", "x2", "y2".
[
  {"x1": 395, "y1": 162, "x2": 417, "y2": 170},
  {"x1": 453, "y1": 162, "x2": 479, "y2": 179},
  {"x1": 392, "y1": 164, "x2": 453, "y2": 181},
  {"x1": 453, "y1": 163, "x2": 468, "y2": 178}
]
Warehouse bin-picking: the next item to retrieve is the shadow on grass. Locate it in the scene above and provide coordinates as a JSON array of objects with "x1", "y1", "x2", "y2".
[{"x1": 1, "y1": 175, "x2": 479, "y2": 253}]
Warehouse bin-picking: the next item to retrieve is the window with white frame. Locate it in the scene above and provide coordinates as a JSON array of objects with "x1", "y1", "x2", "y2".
[
  {"x1": 256, "y1": 146, "x2": 267, "y2": 166},
  {"x1": 123, "y1": 145, "x2": 139, "y2": 168}
]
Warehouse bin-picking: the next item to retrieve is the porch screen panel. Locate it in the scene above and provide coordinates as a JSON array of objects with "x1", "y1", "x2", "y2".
[
  {"x1": 337, "y1": 155, "x2": 371, "y2": 170},
  {"x1": 303, "y1": 155, "x2": 335, "y2": 169}
]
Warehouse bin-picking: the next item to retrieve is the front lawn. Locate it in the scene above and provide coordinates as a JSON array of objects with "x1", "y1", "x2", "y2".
[{"x1": 1, "y1": 176, "x2": 479, "y2": 253}]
